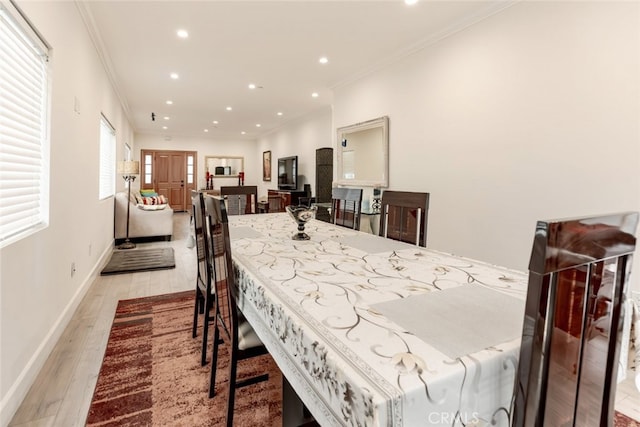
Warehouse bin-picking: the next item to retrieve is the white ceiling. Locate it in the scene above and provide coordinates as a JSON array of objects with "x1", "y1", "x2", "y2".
[{"x1": 81, "y1": 1, "x2": 510, "y2": 140}]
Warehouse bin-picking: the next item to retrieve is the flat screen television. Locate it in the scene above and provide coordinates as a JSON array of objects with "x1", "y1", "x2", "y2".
[{"x1": 278, "y1": 155, "x2": 298, "y2": 190}]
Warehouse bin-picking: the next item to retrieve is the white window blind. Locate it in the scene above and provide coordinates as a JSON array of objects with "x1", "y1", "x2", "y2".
[
  {"x1": 0, "y1": 1, "x2": 50, "y2": 245},
  {"x1": 98, "y1": 116, "x2": 116, "y2": 200}
]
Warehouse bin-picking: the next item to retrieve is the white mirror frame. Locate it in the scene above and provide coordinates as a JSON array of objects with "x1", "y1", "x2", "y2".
[{"x1": 336, "y1": 116, "x2": 389, "y2": 188}]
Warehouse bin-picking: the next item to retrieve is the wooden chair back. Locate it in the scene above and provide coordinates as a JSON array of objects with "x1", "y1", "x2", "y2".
[
  {"x1": 512, "y1": 212, "x2": 638, "y2": 427},
  {"x1": 191, "y1": 191, "x2": 208, "y2": 292},
  {"x1": 203, "y1": 196, "x2": 269, "y2": 425},
  {"x1": 330, "y1": 187, "x2": 362, "y2": 230},
  {"x1": 379, "y1": 190, "x2": 429, "y2": 247},
  {"x1": 268, "y1": 194, "x2": 285, "y2": 213},
  {"x1": 203, "y1": 196, "x2": 237, "y2": 345},
  {"x1": 220, "y1": 185, "x2": 258, "y2": 215},
  {"x1": 190, "y1": 191, "x2": 215, "y2": 365},
  {"x1": 298, "y1": 196, "x2": 316, "y2": 207}
]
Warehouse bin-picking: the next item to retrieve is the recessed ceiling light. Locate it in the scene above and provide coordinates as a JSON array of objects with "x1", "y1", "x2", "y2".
[
  {"x1": 248, "y1": 83, "x2": 256, "y2": 89},
  {"x1": 170, "y1": 73, "x2": 179, "y2": 79},
  {"x1": 177, "y1": 29, "x2": 189, "y2": 38},
  {"x1": 212, "y1": 120, "x2": 219, "y2": 124},
  {"x1": 277, "y1": 112, "x2": 283, "y2": 116},
  {"x1": 256, "y1": 124, "x2": 261, "y2": 127},
  {"x1": 162, "y1": 126, "x2": 168, "y2": 130},
  {"x1": 311, "y1": 92, "x2": 319, "y2": 98},
  {"x1": 226, "y1": 106, "x2": 232, "y2": 111},
  {"x1": 241, "y1": 131, "x2": 246, "y2": 135},
  {"x1": 319, "y1": 56, "x2": 328, "y2": 64},
  {"x1": 163, "y1": 116, "x2": 170, "y2": 120},
  {"x1": 405, "y1": 0, "x2": 418, "y2": 4},
  {"x1": 166, "y1": 100, "x2": 173, "y2": 105},
  {"x1": 204, "y1": 129, "x2": 209, "y2": 132}
]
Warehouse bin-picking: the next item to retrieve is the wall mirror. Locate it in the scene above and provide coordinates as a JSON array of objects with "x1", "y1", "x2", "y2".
[
  {"x1": 336, "y1": 116, "x2": 389, "y2": 187},
  {"x1": 205, "y1": 156, "x2": 244, "y2": 177}
]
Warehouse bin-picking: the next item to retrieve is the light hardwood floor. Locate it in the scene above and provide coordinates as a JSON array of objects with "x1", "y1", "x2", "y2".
[
  {"x1": 9, "y1": 212, "x2": 196, "y2": 427},
  {"x1": 8, "y1": 212, "x2": 640, "y2": 426}
]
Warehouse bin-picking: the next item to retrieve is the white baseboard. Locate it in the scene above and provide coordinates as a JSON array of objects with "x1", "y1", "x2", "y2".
[{"x1": 0, "y1": 245, "x2": 112, "y2": 427}]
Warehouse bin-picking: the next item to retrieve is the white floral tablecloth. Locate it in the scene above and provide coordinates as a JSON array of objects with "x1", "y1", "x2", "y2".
[{"x1": 229, "y1": 214, "x2": 531, "y2": 427}]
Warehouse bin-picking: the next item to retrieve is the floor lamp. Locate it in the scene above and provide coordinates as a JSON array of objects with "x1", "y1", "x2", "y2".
[{"x1": 117, "y1": 160, "x2": 140, "y2": 250}]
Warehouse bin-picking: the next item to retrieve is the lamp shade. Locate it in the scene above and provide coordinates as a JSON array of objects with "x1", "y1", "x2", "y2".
[{"x1": 117, "y1": 160, "x2": 139, "y2": 175}]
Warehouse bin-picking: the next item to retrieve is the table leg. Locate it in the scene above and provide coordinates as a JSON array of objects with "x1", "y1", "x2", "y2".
[{"x1": 282, "y1": 376, "x2": 306, "y2": 427}]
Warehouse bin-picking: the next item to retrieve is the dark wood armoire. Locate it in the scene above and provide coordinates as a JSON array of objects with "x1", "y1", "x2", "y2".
[{"x1": 315, "y1": 147, "x2": 333, "y2": 222}]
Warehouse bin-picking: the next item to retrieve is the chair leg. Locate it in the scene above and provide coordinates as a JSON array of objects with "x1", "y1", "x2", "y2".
[
  {"x1": 226, "y1": 346, "x2": 238, "y2": 427},
  {"x1": 201, "y1": 298, "x2": 210, "y2": 366},
  {"x1": 209, "y1": 324, "x2": 221, "y2": 398},
  {"x1": 192, "y1": 287, "x2": 202, "y2": 338}
]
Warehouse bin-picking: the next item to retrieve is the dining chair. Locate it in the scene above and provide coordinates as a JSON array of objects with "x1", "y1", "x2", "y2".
[
  {"x1": 298, "y1": 196, "x2": 316, "y2": 207},
  {"x1": 268, "y1": 193, "x2": 286, "y2": 213},
  {"x1": 512, "y1": 212, "x2": 638, "y2": 427},
  {"x1": 190, "y1": 191, "x2": 216, "y2": 366},
  {"x1": 190, "y1": 191, "x2": 205, "y2": 341},
  {"x1": 378, "y1": 190, "x2": 429, "y2": 247},
  {"x1": 203, "y1": 196, "x2": 270, "y2": 426},
  {"x1": 330, "y1": 187, "x2": 363, "y2": 230},
  {"x1": 220, "y1": 185, "x2": 258, "y2": 215}
]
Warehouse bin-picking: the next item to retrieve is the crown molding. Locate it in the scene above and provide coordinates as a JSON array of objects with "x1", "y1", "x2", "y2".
[
  {"x1": 332, "y1": 0, "x2": 520, "y2": 90},
  {"x1": 75, "y1": 1, "x2": 133, "y2": 126}
]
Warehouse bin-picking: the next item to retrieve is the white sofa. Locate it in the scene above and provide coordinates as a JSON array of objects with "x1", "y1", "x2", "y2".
[{"x1": 114, "y1": 191, "x2": 173, "y2": 243}]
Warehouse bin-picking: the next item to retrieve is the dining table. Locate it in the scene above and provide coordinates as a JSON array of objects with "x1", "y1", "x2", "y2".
[{"x1": 228, "y1": 212, "x2": 529, "y2": 427}]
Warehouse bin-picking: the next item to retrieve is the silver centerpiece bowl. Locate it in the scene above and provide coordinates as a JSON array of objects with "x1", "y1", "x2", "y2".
[{"x1": 285, "y1": 205, "x2": 318, "y2": 240}]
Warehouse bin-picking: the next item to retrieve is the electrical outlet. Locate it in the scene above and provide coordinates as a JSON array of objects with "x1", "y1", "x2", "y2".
[{"x1": 71, "y1": 262, "x2": 76, "y2": 277}]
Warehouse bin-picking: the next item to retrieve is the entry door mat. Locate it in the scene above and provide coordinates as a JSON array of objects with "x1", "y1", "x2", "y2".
[{"x1": 101, "y1": 247, "x2": 175, "y2": 275}]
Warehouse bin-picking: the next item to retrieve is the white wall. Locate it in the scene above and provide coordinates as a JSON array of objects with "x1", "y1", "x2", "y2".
[
  {"x1": 134, "y1": 133, "x2": 258, "y2": 192},
  {"x1": 256, "y1": 108, "x2": 333, "y2": 197},
  {"x1": 0, "y1": 2, "x2": 134, "y2": 424},
  {"x1": 334, "y1": 1, "x2": 640, "y2": 283}
]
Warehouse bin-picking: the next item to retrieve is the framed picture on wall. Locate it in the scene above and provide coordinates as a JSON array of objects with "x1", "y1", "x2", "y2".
[{"x1": 263, "y1": 151, "x2": 271, "y2": 181}]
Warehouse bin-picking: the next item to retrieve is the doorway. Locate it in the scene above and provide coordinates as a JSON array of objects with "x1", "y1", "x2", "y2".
[{"x1": 141, "y1": 149, "x2": 196, "y2": 212}]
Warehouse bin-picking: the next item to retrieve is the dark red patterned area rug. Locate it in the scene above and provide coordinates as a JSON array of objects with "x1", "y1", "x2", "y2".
[
  {"x1": 616, "y1": 411, "x2": 640, "y2": 427},
  {"x1": 86, "y1": 291, "x2": 282, "y2": 426},
  {"x1": 85, "y1": 291, "x2": 638, "y2": 426}
]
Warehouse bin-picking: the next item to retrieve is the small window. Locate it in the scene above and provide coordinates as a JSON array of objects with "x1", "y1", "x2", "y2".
[
  {"x1": 98, "y1": 116, "x2": 116, "y2": 200},
  {"x1": 187, "y1": 154, "x2": 194, "y2": 184},
  {"x1": 0, "y1": 2, "x2": 51, "y2": 246},
  {"x1": 144, "y1": 154, "x2": 152, "y2": 185}
]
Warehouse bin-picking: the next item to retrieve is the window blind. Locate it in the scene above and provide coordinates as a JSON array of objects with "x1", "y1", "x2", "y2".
[
  {"x1": 98, "y1": 116, "x2": 116, "y2": 200},
  {"x1": 0, "y1": 1, "x2": 50, "y2": 245}
]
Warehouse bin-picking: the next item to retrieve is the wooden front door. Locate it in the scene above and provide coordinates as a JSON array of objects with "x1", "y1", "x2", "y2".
[
  {"x1": 141, "y1": 149, "x2": 196, "y2": 212},
  {"x1": 156, "y1": 151, "x2": 185, "y2": 211}
]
